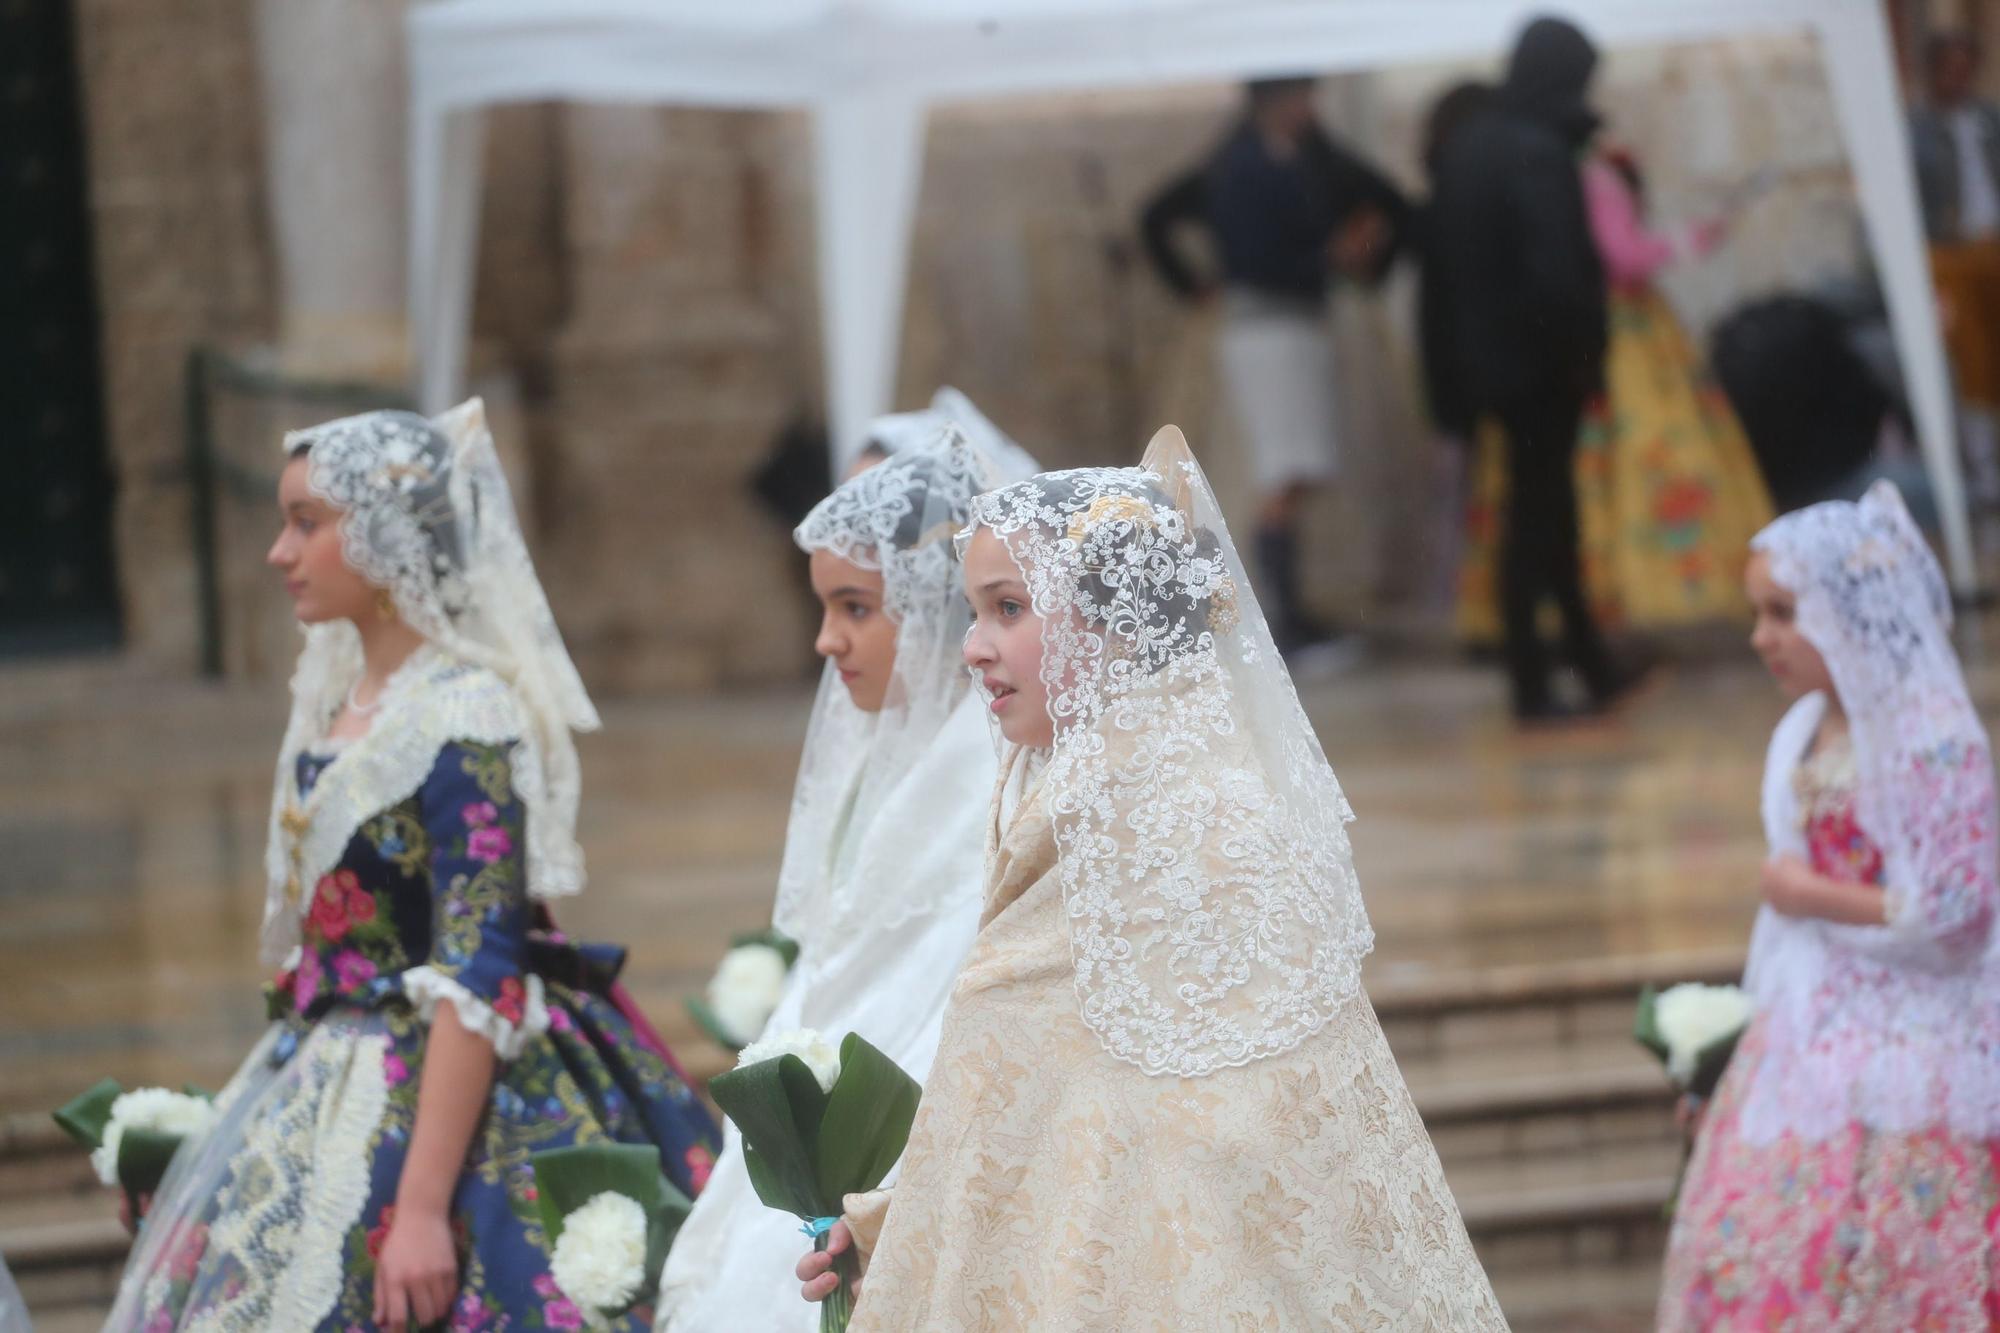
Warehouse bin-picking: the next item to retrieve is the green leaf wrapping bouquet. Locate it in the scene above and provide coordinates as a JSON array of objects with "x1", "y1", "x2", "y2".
[
  {"x1": 54, "y1": 1079, "x2": 217, "y2": 1215},
  {"x1": 531, "y1": 1142, "x2": 693, "y2": 1328},
  {"x1": 706, "y1": 1028, "x2": 922, "y2": 1333}
]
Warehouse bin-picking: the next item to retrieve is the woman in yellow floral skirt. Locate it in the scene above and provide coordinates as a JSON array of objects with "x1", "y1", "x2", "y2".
[{"x1": 1458, "y1": 147, "x2": 1774, "y2": 642}]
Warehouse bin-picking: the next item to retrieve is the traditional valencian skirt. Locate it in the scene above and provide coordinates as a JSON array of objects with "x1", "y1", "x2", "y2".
[{"x1": 1458, "y1": 286, "x2": 1774, "y2": 641}]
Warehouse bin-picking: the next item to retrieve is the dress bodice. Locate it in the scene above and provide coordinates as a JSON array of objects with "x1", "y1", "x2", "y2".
[
  {"x1": 270, "y1": 738, "x2": 536, "y2": 1044},
  {"x1": 1794, "y1": 728, "x2": 1886, "y2": 888}
]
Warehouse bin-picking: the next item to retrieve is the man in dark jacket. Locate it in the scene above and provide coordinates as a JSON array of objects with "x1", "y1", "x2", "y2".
[
  {"x1": 1427, "y1": 15, "x2": 1623, "y2": 722},
  {"x1": 1140, "y1": 77, "x2": 1407, "y2": 661}
]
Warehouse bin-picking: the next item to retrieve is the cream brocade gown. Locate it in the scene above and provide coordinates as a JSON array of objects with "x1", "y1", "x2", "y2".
[{"x1": 843, "y1": 748, "x2": 1507, "y2": 1331}]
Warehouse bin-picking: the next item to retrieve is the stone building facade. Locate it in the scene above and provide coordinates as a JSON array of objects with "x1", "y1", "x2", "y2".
[{"x1": 68, "y1": 3, "x2": 1888, "y2": 693}]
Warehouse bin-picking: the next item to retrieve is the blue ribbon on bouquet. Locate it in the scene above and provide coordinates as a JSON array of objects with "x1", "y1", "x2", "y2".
[{"x1": 801, "y1": 1216, "x2": 839, "y2": 1242}]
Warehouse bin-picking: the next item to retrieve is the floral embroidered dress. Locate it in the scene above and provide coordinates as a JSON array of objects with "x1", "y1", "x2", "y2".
[
  {"x1": 105, "y1": 680, "x2": 719, "y2": 1331},
  {"x1": 1658, "y1": 485, "x2": 2000, "y2": 1331},
  {"x1": 107, "y1": 401, "x2": 718, "y2": 1332}
]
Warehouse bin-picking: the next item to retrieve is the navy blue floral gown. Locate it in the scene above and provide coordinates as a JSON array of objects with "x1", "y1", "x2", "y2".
[{"x1": 108, "y1": 736, "x2": 718, "y2": 1332}]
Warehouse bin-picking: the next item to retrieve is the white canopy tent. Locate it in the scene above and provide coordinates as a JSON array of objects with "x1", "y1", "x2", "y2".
[{"x1": 408, "y1": 0, "x2": 1978, "y2": 589}]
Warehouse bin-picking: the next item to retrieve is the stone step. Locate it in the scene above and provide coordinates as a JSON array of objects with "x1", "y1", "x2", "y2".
[
  {"x1": 1, "y1": 1190, "x2": 127, "y2": 1320},
  {"x1": 1489, "y1": 1257, "x2": 1663, "y2": 1333},
  {"x1": 1453, "y1": 1139, "x2": 1680, "y2": 1276},
  {"x1": 1403, "y1": 1035, "x2": 1680, "y2": 1167},
  {"x1": 1370, "y1": 947, "x2": 1743, "y2": 1062}
]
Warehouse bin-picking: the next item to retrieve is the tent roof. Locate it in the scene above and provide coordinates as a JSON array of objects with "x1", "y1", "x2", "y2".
[
  {"x1": 410, "y1": 0, "x2": 1836, "y2": 114},
  {"x1": 407, "y1": 0, "x2": 1976, "y2": 590}
]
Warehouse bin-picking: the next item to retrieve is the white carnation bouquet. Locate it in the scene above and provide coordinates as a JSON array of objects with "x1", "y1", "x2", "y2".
[
  {"x1": 708, "y1": 1027, "x2": 922, "y2": 1333},
  {"x1": 1635, "y1": 982, "x2": 1752, "y2": 1096},
  {"x1": 54, "y1": 1078, "x2": 216, "y2": 1215},
  {"x1": 687, "y1": 927, "x2": 798, "y2": 1050},
  {"x1": 532, "y1": 1142, "x2": 694, "y2": 1328},
  {"x1": 1634, "y1": 981, "x2": 1753, "y2": 1215}
]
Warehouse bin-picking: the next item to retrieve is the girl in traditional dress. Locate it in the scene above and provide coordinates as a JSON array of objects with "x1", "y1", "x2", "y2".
[
  {"x1": 659, "y1": 424, "x2": 1028, "y2": 1329},
  {"x1": 1458, "y1": 144, "x2": 1775, "y2": 644},
  {"x1": 1657, "y1": 482, "x2": 2000, "y2": 1328},
  {"x1": 799, "y1": 426, "x2": 1503, "y2": 1329},
  {"x1": 107, "y1": 401, "x2": 717, "y2": 1332}
]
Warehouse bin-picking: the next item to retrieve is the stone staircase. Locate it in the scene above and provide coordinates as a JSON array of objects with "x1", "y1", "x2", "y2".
[
  {"x1": 1, "y1": 949, "x2": 1741, "y2": 1330},
  {"x1": 1380, "y1": 947, "x2": 1743, "y2": 1331}
]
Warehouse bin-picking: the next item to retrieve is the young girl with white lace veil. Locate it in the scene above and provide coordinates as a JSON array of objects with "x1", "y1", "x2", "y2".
[
  {"x1": 798, "y1": 426, "x2": 1503, "y2": 1329},
  {"x1": 1658, "y1": 481, "x2": 2000, "y2": 1328},
  {"x1": 657, "y1": 422, "x2": 1030, "y2": 1330},
  {"x1": 106, "y1": 401, "x2": 718, "y2": 1332}
]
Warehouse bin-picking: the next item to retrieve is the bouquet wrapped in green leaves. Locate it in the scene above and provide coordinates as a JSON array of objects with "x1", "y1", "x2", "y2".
[
  {"x1": 687, "y1": 927, "x2": 798, "y2": 1051},
  {"x1": 1634, "y1": 982, "x2": 1753, "y2": 1216},
  {"x1": 1634, "y1": 982, "x2": 1751, "y2": 1100},
  {"x1": 531, "y1": 1142, "x2": 692, "y2": 1328},
  {"x1": 55, "y1": 1078, "x2": 216, "y2": 1218},
  {"x1": 707, "y1": 1028, "x2": 921, "y2": 1333}
]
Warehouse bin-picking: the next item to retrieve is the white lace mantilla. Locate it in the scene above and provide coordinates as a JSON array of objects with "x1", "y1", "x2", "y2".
[
  {"x1": 403, "y1": 965, "x2": 549, "y2": 1060},
  {"x1": 1737, "y1": 480, "x2": 2000, "y2": 1142},
  {"x1": 265, "y1": 399, "x2": 598, "y2": 968},
  {"x1": 961, "y1": 427, "x2": 1373, "y2": 1079},
  {"x1": 779, "y1": 428, "x2": 1001, "y2": 953},
  {"x1": 261, "y1": 649, "x2": 579, "y2": 966}
]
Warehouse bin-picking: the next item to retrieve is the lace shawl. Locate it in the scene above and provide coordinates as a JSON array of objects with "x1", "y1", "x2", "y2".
[
  {"x1": 1740, "y1": 482, "x2": 2000, "y2": 1141},
  {"x1": 960, "y1": 426, "x2": 1373, "y2": 1078},
  {"x1": 261, "y1": 400, "x2": 597, "y2": 966}
]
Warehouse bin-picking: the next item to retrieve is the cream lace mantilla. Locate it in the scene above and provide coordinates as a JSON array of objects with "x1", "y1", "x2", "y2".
[{"x1": 961, "y1": 427, "x2": 1373, "y2": 1079}]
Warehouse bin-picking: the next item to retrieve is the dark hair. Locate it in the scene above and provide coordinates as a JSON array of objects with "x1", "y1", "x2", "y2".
[{"x1": 1246, "y1": 76, "x2": 1316, "y2": 109}]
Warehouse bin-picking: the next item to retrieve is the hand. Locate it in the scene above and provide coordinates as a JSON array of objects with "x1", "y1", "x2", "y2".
[
  {"x1": 1691, "y1": 217, "x2": 1729, "y2": 255},
  {"x1": 1331, "y1": 207, "x2": 1390, "y2": 278},
  {"x1": 373, "y1": 1206, "x2": 459, "y2": 1332},
  {"x1": 797, "y1": 1220, "x2": 860, "y2": 1305},
  {"x1": 1674, "y1": 1094, "x2": 1708, "y2": 1139},
  {"x1": 117, "y1": 1191, "x2": 154, "y2": 1237},
  {"x1": 1761, "y1": 854, "x2": 1821, "y2": 918}
]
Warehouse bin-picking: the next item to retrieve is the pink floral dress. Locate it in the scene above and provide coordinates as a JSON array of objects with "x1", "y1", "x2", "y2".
[{"x1": 1657, "y1": 729, "x2": 2000, "y2": 1330}]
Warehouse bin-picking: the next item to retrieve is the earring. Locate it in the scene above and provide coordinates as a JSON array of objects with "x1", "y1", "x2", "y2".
[{"x1": 376, "y1": 589, "x2": 397, "y2": 620}]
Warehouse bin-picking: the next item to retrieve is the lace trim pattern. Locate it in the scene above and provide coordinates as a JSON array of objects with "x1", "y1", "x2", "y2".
[
  {"x1": 778, "y1": 429, "x2": 996, "y2": 953},
  {"x1": 262, "y1": 652, "x2": 577, "y2": 966},
  {"x1": 962, "y1": 430, "x2": 1373, "y2": 1078},
  {"x1": 403, "y1": 965, "x2": 549, "y2": 1060},
  {"x1": 267, "y1": 400, "x2": 597, "y2": 968},
  {"x1": 181, "y1": 1024, "x2": 390, "y2": 1331}
]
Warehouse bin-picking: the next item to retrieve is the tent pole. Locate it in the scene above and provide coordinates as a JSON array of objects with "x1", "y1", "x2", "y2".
[
  {"x1": 410, "y1": 101, "x2": 488, "y2": 414},
  {"x1": 1821, "y1": 0, "x2": 1978, "y2": 592},
  {"x1": 814, "y1": 91, "x2": 927, "y2": 468}
]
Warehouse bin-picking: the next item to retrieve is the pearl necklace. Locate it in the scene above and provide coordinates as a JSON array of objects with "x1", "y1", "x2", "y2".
[{"x1": 346, "y1": 679, "x2": 386, "y2": 715}]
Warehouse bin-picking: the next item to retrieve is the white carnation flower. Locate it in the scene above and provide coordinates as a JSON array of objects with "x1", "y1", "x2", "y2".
[
  {"x1": 1654, "y1": 983, "x2": 1753, "y2": 1085},
  {"x1": 707, "y1": 943, "x2": 790, "y2": 1046},
  {"x1": 737, "y1": 1027, "x2": 842, "y2": 1093},
  {"x1": 549, "y1": 1190, "x2": 649, "y2": 1317},
  {"x1": 90, "y1": 1088, "x2": 216, "y2": 1188}
]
